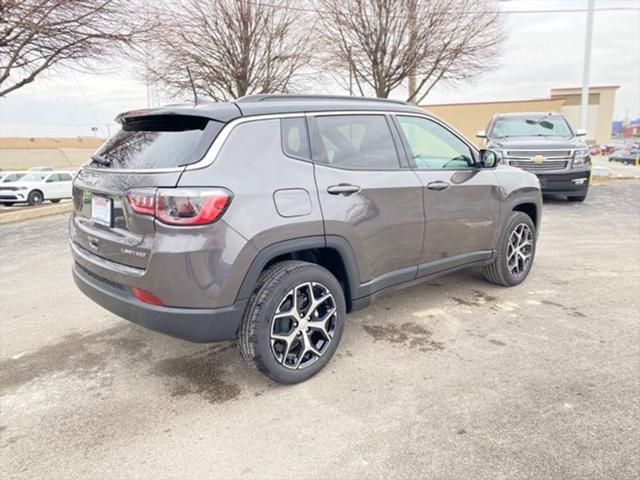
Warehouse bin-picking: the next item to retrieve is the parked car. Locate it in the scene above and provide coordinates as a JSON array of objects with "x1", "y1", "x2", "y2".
[
  {"x1": 0, "y1": 171, "x2": 27, "y2": 184},
  {"x1": 70, "y1": 95, "x2": 542, "y2": 384},
  {"x1": 477, "y1": 112, "x2": 591, "y2": 201},
  {"x1": 589, "y1": 144, "x2": 617, "y2": 156},
  {"x1": 0, "y1": 171, "x2": 74, "y2": 206},
  {"x1": 608, "y1": 148, "x2": 640, "y2": 166},
  {"x1": 28, "y1": 166, "x2": 56, "y2": 172}
]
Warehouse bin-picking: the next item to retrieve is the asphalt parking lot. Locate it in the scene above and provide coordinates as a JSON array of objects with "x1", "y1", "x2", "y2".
[{"x1": 1, "y1": 180, "x2": 639, "y2": 479}]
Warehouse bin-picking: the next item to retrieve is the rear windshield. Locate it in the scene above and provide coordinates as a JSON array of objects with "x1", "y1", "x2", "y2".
[{"x1": 90, "y1": 115, "x2": 224, "y2": 169}]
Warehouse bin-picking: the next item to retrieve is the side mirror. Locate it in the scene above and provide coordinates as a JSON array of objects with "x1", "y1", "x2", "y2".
[
  {"x1": 476, "y1": 130, "x2": 487, "y2": 139},
  {"x1": 479, "y1": 149, "x2": 500, "y2": 168},
  {"x1": 576, "y1": 128, "x2": 587, "y2": 137}
]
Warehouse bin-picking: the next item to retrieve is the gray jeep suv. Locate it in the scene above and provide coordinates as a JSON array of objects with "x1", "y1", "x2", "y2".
[
  {"x1": 478, "y1": 112, "x2": 591, "y2": 201},
  {"x1": 70, "y1": 95, "x2": 542, "y2": 384}
]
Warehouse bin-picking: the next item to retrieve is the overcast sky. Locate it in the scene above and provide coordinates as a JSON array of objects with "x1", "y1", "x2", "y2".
[{"x1": 0, "y1": 0, "x2": 638, "y2": 138}]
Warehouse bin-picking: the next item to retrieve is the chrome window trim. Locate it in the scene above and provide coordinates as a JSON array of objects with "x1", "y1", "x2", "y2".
[{"x1": 81, "y1": 109, "x2": 436, "y2": 174}]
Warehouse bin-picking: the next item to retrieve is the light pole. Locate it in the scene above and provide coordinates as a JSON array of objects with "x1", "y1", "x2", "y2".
[{"x1": 580, "y1": 0, "x2": 595, "y2": 134}]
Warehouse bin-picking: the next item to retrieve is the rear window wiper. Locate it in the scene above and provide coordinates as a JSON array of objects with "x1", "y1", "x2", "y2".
[{"x1": 91, "y1": 155, "x2": 112, "y2": 167}]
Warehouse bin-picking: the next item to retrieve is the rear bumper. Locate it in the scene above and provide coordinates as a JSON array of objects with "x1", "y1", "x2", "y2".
[
  {"x1": 72, "y1": 262, "x2": 246, "y2": 343},
  {"x1": 536, "y1": 168, "x2": 590, "y2": 195}
]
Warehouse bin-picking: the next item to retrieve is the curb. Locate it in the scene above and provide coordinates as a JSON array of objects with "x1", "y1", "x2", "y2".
[{"x1": 0, "y1": 202, "x2": 73, "y2": 225}]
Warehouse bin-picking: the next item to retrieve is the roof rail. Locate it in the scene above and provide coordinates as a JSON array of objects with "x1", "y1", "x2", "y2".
[{"x1": 236, "y1": 94, "x2": 408, "y2": 106}]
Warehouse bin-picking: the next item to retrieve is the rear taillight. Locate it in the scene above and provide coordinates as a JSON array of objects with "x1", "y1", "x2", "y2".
[
  {"x1": 126, "y1": 188, "x2": 232, "y2": 226},
  {"x1": 126, "y1": 189, "x2": 156, "y2": 215}
]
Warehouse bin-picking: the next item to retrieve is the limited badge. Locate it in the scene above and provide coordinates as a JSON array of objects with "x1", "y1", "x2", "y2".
[{"x1": 531, "y1": 155, "x2": 546, "y2": 164}]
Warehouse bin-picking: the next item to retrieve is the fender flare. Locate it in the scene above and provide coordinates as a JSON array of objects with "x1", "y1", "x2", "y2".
[{"x1": 234, "y1": 235, "x2": 362, "y2": 303}]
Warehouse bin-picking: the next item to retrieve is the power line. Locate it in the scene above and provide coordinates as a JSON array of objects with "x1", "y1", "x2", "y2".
[
  {"x1": 43, "y1": 80, "x2": 85, "y2": 137},
  {"x1": 73, "y1": 73, "x2": 105, "y2": 137},
  {"x1": 255, "y1": 0, "x2": 639, "y2": 15}
]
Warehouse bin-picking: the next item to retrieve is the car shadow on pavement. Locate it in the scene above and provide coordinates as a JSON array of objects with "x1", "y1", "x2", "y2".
[{"x1": 0, "y1": 323, "x2": 254, "y2": 405}]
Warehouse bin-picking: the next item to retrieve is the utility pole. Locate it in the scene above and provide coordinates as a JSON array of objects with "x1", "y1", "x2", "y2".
[{"x1": 580, "y1": 0, "x2": 595, "y2": 133}]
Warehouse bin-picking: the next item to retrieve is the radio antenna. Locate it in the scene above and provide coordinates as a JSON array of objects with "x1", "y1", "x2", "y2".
[{"x1": 187, "y1": 66, "x2": 198, "y2": 105}]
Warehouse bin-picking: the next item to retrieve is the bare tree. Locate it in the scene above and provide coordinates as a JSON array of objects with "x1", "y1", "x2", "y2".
[
  {"x1": 144, "y1": 0, "x2": 312, "y2": 101},
  {"x1": 0, "y1": 0, "x2": 155, "y2": 97},
  {"x1": 318, "y1": 0, "x2": 504, "y2": 103}
]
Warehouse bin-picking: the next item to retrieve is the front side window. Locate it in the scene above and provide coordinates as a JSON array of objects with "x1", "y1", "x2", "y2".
[
  {"x1": 314, "y1": 115, "x2": 400, "y2": 169},
  {"x1": 397, "y1": 116, "x2": 474, "y2": 169},
  {"x1": 281, "y1": 117, "x2": 310, "y2": 160}
]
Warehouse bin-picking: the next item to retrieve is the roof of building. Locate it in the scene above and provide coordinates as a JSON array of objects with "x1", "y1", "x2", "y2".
[
  {"x1": 117, "y1": 94, "x2": 425, "y2": 124},
  {"x1": 421, "y1": 97, "x2": 563, "y2": 108},
  {"x1": 550, "y1": 85, "x2": 620, "y2": 93}
]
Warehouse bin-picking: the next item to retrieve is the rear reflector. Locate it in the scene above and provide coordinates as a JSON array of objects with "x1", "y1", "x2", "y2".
[
  {"x1": 126, "y1": 188, "x2": 232, "y2": 226},
  {"x1": 132, "y1": 287, "x2": 164, "y2": 306}
]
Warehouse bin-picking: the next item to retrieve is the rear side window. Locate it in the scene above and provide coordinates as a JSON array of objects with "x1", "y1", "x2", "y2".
[
  {"x1": 90, "y1": 115, "x2": 224, "y2": 169},
  {"x1": 313, "y1": 115, "x2": 400, "y2": 169},
  {"x1": 281, "y1": 117, "x2": 310, "y2": 160}
]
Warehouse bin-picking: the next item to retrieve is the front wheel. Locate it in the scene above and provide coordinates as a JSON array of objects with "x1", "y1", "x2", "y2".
[
  {"x1": 238, "y1": 260, "x2": 346, "y2": 384},
  {"x1": 27, "y1": 190, "x2": 43, "y2": 206},
  {"x1": 484, "y1": 211, "x2": 537, "y2": 287}
]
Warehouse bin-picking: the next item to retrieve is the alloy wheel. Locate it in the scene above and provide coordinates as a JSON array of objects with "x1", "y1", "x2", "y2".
[
  {"x1": 270, "y1": 282, "x2": 337, "y2": 370},
  {"x1": 507, "y1": 223, "x2": 533, "y2": 277}
]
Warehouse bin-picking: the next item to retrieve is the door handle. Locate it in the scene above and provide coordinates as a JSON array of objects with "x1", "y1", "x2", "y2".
[
  {"x1": 427, "y1": 181, "x2": 450, "y2": 191},
  {"x1": 327, "y1": 184, "x2": 361, "y2": 195}
]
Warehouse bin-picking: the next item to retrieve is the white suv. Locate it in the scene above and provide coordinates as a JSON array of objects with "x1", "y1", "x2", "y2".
[{"x1": 0, "y1": 171, "x2": 74, "y2": 206}]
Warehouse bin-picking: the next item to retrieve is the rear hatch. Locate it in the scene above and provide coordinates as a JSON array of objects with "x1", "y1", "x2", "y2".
[{"x1": 71, "y1": 114, "x2": 224, "y2": 269}]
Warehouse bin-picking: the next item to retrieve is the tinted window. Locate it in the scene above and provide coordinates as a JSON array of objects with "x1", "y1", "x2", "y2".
[
  {"x1": 314, "y1": 115, "x2": 399, "y2": 169},
  {"x1": 397, "y1": 116, "x2": 474, "y2": 169},
  {"x1": 281, "y1": 117, "x2": 310, "y2": 159},
  {"x1": 90, "y1": 115, "x2": 224, "y2": 169},
  {"x1": 46, "y1": 174, "x2": 60, "y2": 182},
  {"x1": 59, "y1": 173, "x2": 73, "y2": 181}
]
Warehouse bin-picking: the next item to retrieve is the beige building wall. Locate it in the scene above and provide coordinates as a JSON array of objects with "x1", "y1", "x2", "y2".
[
  {"x1": 0, "y1": 137, "x2": 104, "y2": 170},
  {"x1": 421, "y1": 98, "x2": 567, "y2": 146},
  {"x1": 551, "y1": 86, "x2": 618, "y2": 144}
]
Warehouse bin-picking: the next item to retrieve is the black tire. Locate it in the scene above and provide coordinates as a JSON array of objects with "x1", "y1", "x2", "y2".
[
  {"x1": 50, "y1": 199, "x2": 61, "y2": 203},
  {"x1": 483, "y1": 211, "x2": 537, "y2": 287},
  {"x1": 238, "y1": 260, "x2": 346, "y2": 384},
  {"x1": 27, "y1": 190, "x2": 43, "y2": 206},
  {"x1": 568, "y1": 192, "x2": 588, "y2": 202},
  {"x1": 1, "y1": 202, "x2": 12, "y2": 206}
]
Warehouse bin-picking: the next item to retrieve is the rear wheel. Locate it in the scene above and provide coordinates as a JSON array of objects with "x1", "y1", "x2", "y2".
[
  {"x1": 238, "y1": 260, "x2": 346, "y2": 384},
  {"x1": 484, "y1": 211, "x2": 536, "y2": 287},
  {"x1": 27, "y1": 190, "x2": 43, "y2": 206}
]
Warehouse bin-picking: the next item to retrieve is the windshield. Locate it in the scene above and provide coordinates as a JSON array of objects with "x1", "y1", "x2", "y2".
[
  {"x1": 19, "y1": 173, "x2": 48, "y2": 182},
  {"x1": 90, "y1": 115, "x2": 224, "y2": 169},
  {"x1": 490, "y1": 115, "x2": 573, "y2": 138}
]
